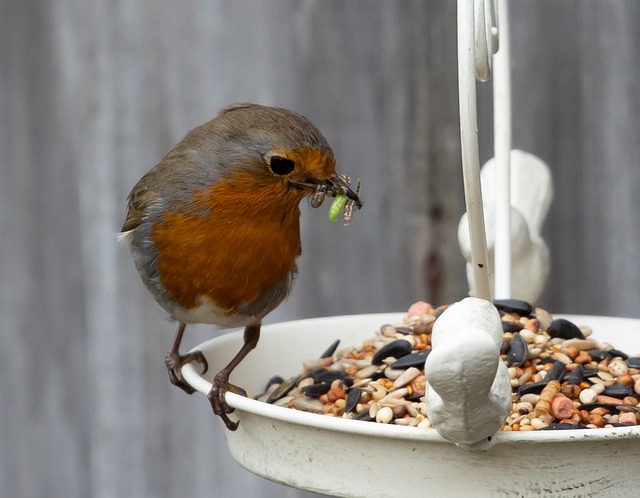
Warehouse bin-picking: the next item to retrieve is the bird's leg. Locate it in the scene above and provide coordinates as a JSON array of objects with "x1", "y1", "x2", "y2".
[
  {"x1": 164, "y1": 321, "x2": 208, "y2": 395},
  {"x1": 208, "y1": 323, "x2": 260, "y2": 431}
]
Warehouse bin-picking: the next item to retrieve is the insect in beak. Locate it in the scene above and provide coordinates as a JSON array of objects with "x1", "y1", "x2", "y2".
[
  {"x1": 341, "y1": 179, "x2": 361, "y2": 225},
  {"x1": 311, "y1": 174, "x2": 363, "y2": 225}
]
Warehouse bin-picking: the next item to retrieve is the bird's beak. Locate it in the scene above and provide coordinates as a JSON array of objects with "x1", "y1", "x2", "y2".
[
  {"x1": 289, "y1": 174, "x2": 363, "y2": 212},
  {"x1": 320, "y1": 174, "x2": 364, "y2": 209}
]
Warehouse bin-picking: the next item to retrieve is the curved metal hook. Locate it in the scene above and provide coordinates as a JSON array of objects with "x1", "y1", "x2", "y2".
[{"x1": 474, "y1": 0, "x2": 499, "y2": 82}]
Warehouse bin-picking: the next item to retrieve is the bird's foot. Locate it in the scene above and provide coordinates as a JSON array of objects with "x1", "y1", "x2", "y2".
[
  {"x1": 208, "y1": 370, "x2": 247, "y2": 431},
  {"x1": 164, "y1": 349, "x2": 208, "y2": 395}
]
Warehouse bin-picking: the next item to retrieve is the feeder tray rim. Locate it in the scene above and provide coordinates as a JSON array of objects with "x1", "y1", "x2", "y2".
[{"x1": 182, "y1": 312, "x2": 640, "y2": 446}]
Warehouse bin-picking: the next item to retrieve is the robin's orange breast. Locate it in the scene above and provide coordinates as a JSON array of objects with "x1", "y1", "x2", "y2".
[{"x1": 150, "y1": 172, "x2": 305, "y2": 314}]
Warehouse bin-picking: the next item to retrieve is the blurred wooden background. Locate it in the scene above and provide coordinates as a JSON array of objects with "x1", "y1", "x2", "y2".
[{"x1": 1, "y1": 1, "x2": 639, "y2": 497}]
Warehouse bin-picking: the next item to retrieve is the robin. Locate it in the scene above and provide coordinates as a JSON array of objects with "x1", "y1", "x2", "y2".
[{"x1": 120, "y1": 103, "x2": 362, "y2": 430}]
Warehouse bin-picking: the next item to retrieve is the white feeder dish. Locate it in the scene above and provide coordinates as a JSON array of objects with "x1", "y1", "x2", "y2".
[{"x1": 182, "y1": 313, "x2": 640, "y2": 498}]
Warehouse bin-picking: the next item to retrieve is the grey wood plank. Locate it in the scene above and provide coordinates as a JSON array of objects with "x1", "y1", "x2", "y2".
[{"x1": 1, "y1": 1, "x2": 639, "y2": 497}]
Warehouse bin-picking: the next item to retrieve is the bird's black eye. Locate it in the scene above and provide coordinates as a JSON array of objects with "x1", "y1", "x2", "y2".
[{"x1": 269, "y1": 155, "x2": 295, "y2": 175}]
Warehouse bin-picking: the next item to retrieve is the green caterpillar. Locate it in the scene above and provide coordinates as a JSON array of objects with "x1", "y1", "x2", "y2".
[{"x1": 328, "y1": 194, "x2": 349, "y2": 222}]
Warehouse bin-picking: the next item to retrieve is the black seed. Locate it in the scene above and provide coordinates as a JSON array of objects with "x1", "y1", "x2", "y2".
[
  {"x1": 406, "y1": 392, "x2": 424, "y2": 402},
  {"x1": 610, "y1": 422, "x2": 636, "y2": 427},
  {"x1": 603, "y1": 384, "x2": 633, "y2": 398},
  {"x1": 267, "y1": 376, "x2": 298, "y2": 403},
  {"x1": 540, "y1": 423, "x2": 589, "y2": 430},
  {"x1": 507, "y1": 333, "x2": 528, "y2": 367},
  {"x1": 301, "y1": 382, "x2": 331, "y2": 398},
  {"x1": 379, "y1": 324, "x2": 395, "y2": 334},
  {"x1": 315, "y1": 370, "x2": 348, "y2": 384},
  {"x1": 306, "y1": 368, "x2": 329, "y2": 382},
  {"x1": 545, "y1": 361, "x2": 566, "y2": 383},
  {"x1": 502, "y1": 321, "x2": 523, "y2": 332},
  {"x1": 320, "y1": 339, "x2": 340, "y2": 358},
  {"x1": 299, "y1": 383, "x2": 328, "y2": 398},
  {"x1": 345, "y1": 388, "x2": 363, "y2": 413},
  {"x1": 578, "y1": 403, "x2": 622, "y2": 413},
  {"x1": 499, "y1": 340, "x2": 510, "y2": 355},
  {"x1": 371, "y1": 339, "x2": 413, "y2": 365},
  {"x1": 588, "y1": 350, "x2": 611, "y2": 362},
  {"x1": 343, "y1": 375, "x2": 355, "y2": 388},
  {"x1": 413, "y1": 321, "x2": 434, "y2": 335},
  {"x1": 395, "y1": 326, "x2": 415, "y2": 335},
  {"x1": 370, "y1": 370, "x2": 387, "y2": 381},
  {"x1": 608, "y1": 349, "x2": 629, "y2": 360},
  {"x1": 547, "y1": 318, "x2": 585, "y2": 340},
  {"x1": 353, "y1": 410, "x2": 375, "y2": 421},
  {"x1": 619, "y1": 405, "x2": 640, "y2": 413},
  {"x1": 582, "y1": 368, "x2": 600, "y2": 378},
  {"x1": 390, "y1": 350, "x2": 431, "y2": 369},
  {"x1": 567, "y1": 364, "x2": 584, "y2": 385},
  {"x1": 264, "y1": 375, "x2": 285, "y2": 392},
  {"x1": 494, "y1": 299, "x2": 534, "y2": 317},
  {"x1": 517, "y1": 381, "x2": 547, "y2": 397},
  {"x1": 627, "y1": 357, "x2": 640, "y2": 369},
  {"x1": 537, "y1": 357, "x2": 556, "y2": 365}
]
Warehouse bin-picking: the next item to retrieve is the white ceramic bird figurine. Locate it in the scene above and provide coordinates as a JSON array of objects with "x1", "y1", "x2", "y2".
[
  {"x1": 425, "y1": 297, "x2": 511, "y2": 450},
  {"x1": 458, "y1": 149, "x2": 553, "y2": 303}
]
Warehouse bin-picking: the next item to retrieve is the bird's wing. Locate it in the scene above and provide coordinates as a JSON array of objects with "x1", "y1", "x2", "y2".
[{"x1": 121, "y1": 174, "x2": 162, "y2": 232}]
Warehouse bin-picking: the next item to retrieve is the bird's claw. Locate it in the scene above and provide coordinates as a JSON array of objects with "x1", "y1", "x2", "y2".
[
  {"x1": 208, "y1": 371, "x2": 247, "y2": 431},
  {"x1": 165, "y1": 350, "x2": 208, "y2": 395}
]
